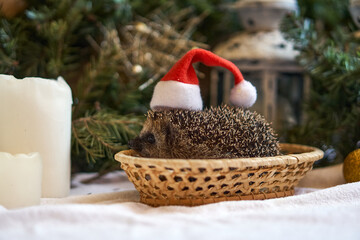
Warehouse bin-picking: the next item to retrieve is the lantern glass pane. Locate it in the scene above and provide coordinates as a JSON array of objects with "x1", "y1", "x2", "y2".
[{"x1": 275, "y1": 73, "x2": 304, "y2": 128}]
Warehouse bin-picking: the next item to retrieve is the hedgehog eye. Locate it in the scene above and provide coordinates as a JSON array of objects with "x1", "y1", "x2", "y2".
[{"x1": 145, "y1": 133, "x2": 155, "y2": 144}]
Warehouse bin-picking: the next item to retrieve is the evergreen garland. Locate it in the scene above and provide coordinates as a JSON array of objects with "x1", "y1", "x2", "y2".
[
  {"x1": 281, "y1": 0, "x2": 360, "y2": 166},
  {"x1": 0, "y1": 0, "x2": 205, "y2": 172},
  {"x1": 0, "y1": 0, "x2": 132, "y2": 78}
]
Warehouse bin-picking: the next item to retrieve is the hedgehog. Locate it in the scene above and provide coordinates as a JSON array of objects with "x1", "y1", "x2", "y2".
[{"x1": 128, "y1": 104, "x2": 280, "y2": 159}]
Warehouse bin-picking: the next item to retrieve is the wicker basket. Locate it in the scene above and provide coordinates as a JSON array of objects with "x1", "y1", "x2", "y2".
[{"x1": 115, "y1": 143, "x2": 323, "y2": 207}]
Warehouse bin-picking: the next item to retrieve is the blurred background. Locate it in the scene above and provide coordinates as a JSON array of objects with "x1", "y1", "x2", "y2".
[{"x1": 0, "y1": 0, "x2": 359, "y2": 175}]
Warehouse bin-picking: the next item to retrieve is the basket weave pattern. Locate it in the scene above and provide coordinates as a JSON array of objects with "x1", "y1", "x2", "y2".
[{"x1": 115, "y1": 143, "x2": 323, "y2": 206}]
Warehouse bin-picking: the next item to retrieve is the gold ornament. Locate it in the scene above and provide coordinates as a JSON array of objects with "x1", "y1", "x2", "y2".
[
  {"x1": 0, "y1": 0, "x2": 27, "y2": 19},
  {"x1": 343, "y1": 149, "x2": 360, "y2": 183}
]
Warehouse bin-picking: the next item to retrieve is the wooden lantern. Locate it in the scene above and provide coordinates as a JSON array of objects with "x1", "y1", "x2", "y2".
[{"x1": 211, "y1": 0, "x2": 308, "y2": 131}]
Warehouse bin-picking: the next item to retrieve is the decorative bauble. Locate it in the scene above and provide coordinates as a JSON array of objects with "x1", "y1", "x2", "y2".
[
  {"x1": 343, "y1": 149, "x2": 360, "y2": 183},
  {"x1": 0, "y1": 0, "x2": 27, "y2": 18}
]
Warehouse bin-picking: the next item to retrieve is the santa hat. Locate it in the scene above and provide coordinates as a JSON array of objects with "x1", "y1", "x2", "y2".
[{"x1": 150, "y1": 48, "x2": 257, "y2": 111}]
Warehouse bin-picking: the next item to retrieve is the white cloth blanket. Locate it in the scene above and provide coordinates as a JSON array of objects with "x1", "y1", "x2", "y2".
[{"x1": 0, "y1": 171, "x2": 360, "y2": 240}]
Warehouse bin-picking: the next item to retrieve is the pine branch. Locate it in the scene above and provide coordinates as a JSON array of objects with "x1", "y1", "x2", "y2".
[
  {"x1": 0, "y1": 1, "x2": 207, "y2": 172},
  {"x1": 281, "y1": 10, "x2": 360, "y2": 165},
  {"x1": 0, "y1": 0, "x2": 132, "y2": 78},
  {"x1": 71, "y1": 110, "x2": 144, "y2": 167}
]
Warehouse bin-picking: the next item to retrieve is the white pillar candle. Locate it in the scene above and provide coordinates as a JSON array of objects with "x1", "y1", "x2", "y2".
[
  {"x1": 0, "y1": 152, "x2": 42, "y2": 209},
  {"x1": 0, "y1": 75, "x2": 72, "y2": 197}
]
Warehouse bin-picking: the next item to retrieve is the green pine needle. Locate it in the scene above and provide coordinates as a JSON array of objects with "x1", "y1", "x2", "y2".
[{"x1": 71, "y1": 110, "x2": 144, "y2": 168}]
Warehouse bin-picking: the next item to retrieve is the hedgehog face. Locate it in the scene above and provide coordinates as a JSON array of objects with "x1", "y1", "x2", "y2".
[{"x1": 128, "y1": 112, "x2": 175, "y2": 158}]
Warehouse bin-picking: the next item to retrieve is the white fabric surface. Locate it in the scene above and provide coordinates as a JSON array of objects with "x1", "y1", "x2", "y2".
[{"x1": 1, "y1": 171, "x2": 360, "y2": 240}]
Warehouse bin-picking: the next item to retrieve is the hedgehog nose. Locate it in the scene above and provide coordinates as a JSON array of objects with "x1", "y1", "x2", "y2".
[{"x1": 128, "y1": 138, "x2": 142, "y2": 152}]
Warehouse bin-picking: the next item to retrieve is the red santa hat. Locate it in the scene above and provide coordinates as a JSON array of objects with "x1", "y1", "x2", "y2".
[{"x1": 150, "y1": 48, "x2": 257, "y2": 111}]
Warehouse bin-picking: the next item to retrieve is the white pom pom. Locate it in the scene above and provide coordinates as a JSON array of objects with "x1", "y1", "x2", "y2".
[{"x1": 229, "y1": 80, "x2": 257, "y2": 108}]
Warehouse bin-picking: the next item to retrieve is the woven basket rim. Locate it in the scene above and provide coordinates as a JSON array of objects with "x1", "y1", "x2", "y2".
[{"x1": 114, "y1": 143, "x2": 324, "y2": 169}]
